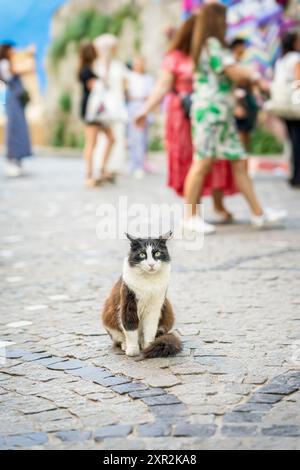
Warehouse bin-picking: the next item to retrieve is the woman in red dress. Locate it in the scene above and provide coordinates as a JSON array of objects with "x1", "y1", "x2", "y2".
[{"x1": 136, "y1": 15, "x2": 237, "y2": 221}]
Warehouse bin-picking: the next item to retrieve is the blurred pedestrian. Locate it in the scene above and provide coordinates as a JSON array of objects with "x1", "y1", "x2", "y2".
[
  {"x1": 94, "y1": 34, "x2": 128, "y2": 175},
  {"x1": 230, "y1": 38, "x2": 259, "y2": 152},
  {"x1": 135, "y1": 15, "x2": 236, "y2": 224},
  {"x1": 274, "y1": 31, "x2": 300, "y2": 188},
  {"x1": 78, "y1": 41, "x2": 115, "y2": 188},
  {"x1": 183, "y1": 3, "x2": 286, "y2": 232},
  {"x1": 0, "y1": 42, "x2": 33, "y2": 177},
  {"x1": 126, "y1": 56, "x2": 154, "y2": 178}
]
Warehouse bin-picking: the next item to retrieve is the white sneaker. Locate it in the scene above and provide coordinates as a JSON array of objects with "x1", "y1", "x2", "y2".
[
  {"x1": 133, "y1": 169, "x2": 145, "y2": 180},
  {"x1": 182, "y1": 216, "x2": 216, "y2": 234},
  {"x1": 4, "y1": 161, "x2": 23, "y2": 178},
  {"x1": 251, "y1": 208, "x2": 287, "y2": 228}
]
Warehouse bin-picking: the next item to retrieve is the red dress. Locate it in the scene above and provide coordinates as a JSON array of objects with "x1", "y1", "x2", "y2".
[{"x1": 163, "y1": 49, "x2": 237, "y2": 197}]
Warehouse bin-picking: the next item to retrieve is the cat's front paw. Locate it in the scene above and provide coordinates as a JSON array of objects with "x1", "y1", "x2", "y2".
[{"x1": 125, "y1": 345, "x2": 140, "y2": 357}]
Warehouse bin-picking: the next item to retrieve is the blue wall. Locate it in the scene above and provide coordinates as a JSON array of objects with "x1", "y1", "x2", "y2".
[{"x1": 0, "y1": 0, "x2": 67, "y2": 90}]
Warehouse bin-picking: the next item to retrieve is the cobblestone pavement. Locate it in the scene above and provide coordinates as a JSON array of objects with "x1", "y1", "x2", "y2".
[{"x1": 0, "y1": 154, "x2": 300, "y2": 450}]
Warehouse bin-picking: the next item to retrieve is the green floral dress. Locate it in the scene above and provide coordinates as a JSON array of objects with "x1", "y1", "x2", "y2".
[{"x1": 192, "y1": 38, "x2": 246, "y2": 161}]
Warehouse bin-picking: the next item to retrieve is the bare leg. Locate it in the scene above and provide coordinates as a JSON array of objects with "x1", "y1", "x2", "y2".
[
  {"x1": 212, "y1": 189, "x2": 232, "y2": 220},
  {"x1": 83, "y1": 125, "x2": 98, "y2": 184},
  {"x1": 239, "y1": 131, "x2": 251, "y2": 152},
  {"x1": 231, "y1": 160, "x2": 263, "y2": 216},
  {"x1": 99, "y1": 126, "x2": 115, "y2": 178},
  {"x1": 184, "y1": 158, "x2": 214, "y2": 218}
]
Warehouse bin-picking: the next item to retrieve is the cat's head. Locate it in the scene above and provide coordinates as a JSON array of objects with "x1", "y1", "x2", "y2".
[{"x1": 125, "y1": 231, "x2": 172, "y2": 274}]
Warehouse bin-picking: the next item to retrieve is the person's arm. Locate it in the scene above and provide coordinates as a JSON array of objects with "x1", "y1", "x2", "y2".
[
  {"x1": 86, "y1": 78, "x2": 98, "y2": 91},
  {"x1": 11, "y1": 57, "x2": 35, "y2": 76},
  {"x1": 135, "y1": 69, "x2": 174, "y2": 127},
  {"x1": 295, "y1": 62, "x2": 300, "y2": 82},
  {"x1": 225, "y1": 64, "x2": 269, "y2": 94},
  {"x1": 225, "y1": 64, "x2": 256, "y2": 87}
]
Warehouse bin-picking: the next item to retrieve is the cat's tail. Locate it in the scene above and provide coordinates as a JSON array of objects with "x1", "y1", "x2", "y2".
[{"x1": 143, "y1": 333, "x2": 182, "y2": 359}]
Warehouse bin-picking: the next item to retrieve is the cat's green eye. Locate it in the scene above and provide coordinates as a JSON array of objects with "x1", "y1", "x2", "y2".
[
  {"x1": 139, "y1": 252, "x2": 146, "y2": 259},
  {"x1": 154, "y1": 251, "x2": 161, "y2": 258}
]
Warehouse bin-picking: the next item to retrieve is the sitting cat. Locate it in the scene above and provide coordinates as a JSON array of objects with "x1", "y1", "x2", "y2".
[{"x1": 102, "y1": 231, "x2": 182, "y2": 358}]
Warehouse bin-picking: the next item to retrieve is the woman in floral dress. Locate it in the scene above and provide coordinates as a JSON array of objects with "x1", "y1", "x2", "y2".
[
  {"x1": 135, "y1": 15, "x2": 237, "y2": 228},
  {"x1": 183, "y1": 3, "x2": 286, "y2": 232}
]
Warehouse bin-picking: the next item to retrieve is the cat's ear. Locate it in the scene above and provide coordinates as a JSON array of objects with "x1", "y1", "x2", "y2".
[
  {"x1": 159, "y1": 230, "x2": 173, "y2": 241},
  {"x1": 125, "y1": 233, "x2": 138, "y2": 244}
]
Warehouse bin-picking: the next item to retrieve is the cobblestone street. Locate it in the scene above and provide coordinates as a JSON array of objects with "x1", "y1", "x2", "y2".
[{"x1": 0, "y1": 154, "x2": 300, "y2": 450}]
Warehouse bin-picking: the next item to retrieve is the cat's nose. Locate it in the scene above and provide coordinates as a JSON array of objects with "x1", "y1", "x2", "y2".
[{"x1": 148, "y1": 263, "x2": 155, "y2": 269}]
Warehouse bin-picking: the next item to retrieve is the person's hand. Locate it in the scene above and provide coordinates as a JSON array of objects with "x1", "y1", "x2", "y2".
[
  {"x1": 258, "y1": 78, "x2": 270, "y2": 94},
  {"x1": 234, "y1": 104, "x2": 247, "y2": 119},
  {"x1": 135, "y1": 111, "x2": 147, "y2": 128}
]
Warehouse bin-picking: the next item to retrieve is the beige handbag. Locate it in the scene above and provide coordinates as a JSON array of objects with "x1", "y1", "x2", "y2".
[{"x1": 265, "y1": 79, "x2": 300, "y2": 120}]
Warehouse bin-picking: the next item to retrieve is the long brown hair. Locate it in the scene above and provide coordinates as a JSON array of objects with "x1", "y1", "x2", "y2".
[
  {"x1": 169, "y1": 15, "x2": 197, "y2": 56},
  {"x1": 191, "y1": 3, "x2": 227, "y2": 65},
  {"x1": 0, "y1": 43, "x2": 13, "y2": 61},
  {"x1": 78, "y1": 41, "x2": 97, "y2": 78}
]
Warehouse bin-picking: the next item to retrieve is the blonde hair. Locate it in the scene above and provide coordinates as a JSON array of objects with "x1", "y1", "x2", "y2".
[{"x1": 94, "y1": 34, "x2": 118, "y2": 60}]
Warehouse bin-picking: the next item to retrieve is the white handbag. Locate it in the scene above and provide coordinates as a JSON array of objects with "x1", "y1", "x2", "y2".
[
  {"x1": 265, "y1": 79, "x2": 300, "y2": 120},
  {"x1": 85, "y1": 80, "x2": 128, "y2": 125}
]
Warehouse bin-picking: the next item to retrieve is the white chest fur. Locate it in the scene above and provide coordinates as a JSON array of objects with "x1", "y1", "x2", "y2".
[{"x1": 122, "y1": 258, "x2": 170, "y2": 319}]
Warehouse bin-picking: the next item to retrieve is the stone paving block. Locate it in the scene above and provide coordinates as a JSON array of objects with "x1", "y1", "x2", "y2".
[
  {"x1": 98, "y1": 376, "x2": 131, "y2": 387},
  {"x1": 4, "y1": 349, "x2": 28, "y2": 359},
  {"x1": 129, "y1": 388, "x2": 166, "y2": 399},
  {"x1": 110, "y1": 382, "x2": 148, "y2": 395},
  {"x1": 138, "y1": 422, "x2": 171, "y2": 437},
  {"x1": 47, "y1": 359, "x2": 86, "y2": 371},
  {"x1": 223, "y1": 412, "x2": 263, "y2": 423},
  {"x1": 248, "y1": 393, "x2": 283, "y2": 404},
  {"x1": 34, "y1": 356, "x2": 69, "y2": 367},
  {"x1": 2, "y1": 432, "x2": 48, "y2": 448},
  {"x1": 143, "y1": 373, "x2": 181, "y2": 388},
  {"x1": 21, "y1": 352, "x2": 50, "y2": 362},
  {"x1": 150, "y1": 403, "x2": 186, "y2": 420},
  {"x1": 22, "y1": 402, "x2": 58, "y2": 415},
  {"x1": 262, "y1": 426, "x2": 300, "y2": 437},
  {"x1": 173, "y1": 423, "x2": 217, "y2": 438},
  {"x1": 56, "y1": 430, "x2": 92, "y2": 442},
  {"x1": 94, "y1": 424, "x2": 132, "y2": 441},
  {"x1": 142, "y1": 394, "x2": 181, "y2": 406},
  {"x1": 221, "y1": 425, "x2": 258, "y2": 437},
  {"x1": 234, "y1": 403, "x2": 272, "y2": 413},
  {"x1": 69, "y1": 366, "x2": 113, "y2": 382},
  {"x1": 258, "y1": 384, "x2": 298, "y2": 395}
]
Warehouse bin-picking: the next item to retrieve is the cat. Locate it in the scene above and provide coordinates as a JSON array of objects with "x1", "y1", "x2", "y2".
[{"x1": 102, "y1": 231, "x2": 182, "y2": 358}]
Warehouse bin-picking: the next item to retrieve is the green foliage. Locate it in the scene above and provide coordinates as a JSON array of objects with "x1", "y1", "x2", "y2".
[
  {"x1": 148, "y1": 136, "x2": 164, "y2": 152},
  {"x1": 58, "y1": 92, "x2": 72, "y2": 113},
  {"x1": 65, "y1": 132, "x2": 84, "y2": 148},
  {"x1": 88, "y1": 14, "x2": 111, "y2": 39},
  {"x1": 51, "y1": 121, "x2": 66, "y2": 147},
  {"x1": 250, "y1": 127, "x2": 284, "y2": 155},
  {"x1": 49, "y1": 3, "x2": 140, "y2": 66},
  {"x1": 51, "y1": 120, "x2": 84, "y2": 149}
]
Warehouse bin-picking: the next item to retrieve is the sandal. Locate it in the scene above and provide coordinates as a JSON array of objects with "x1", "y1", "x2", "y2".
[
  {"x1": 99, "y1": 170, "x2": 117, "y2": 183},
  {"x1": 85, "y1": 177, "x2": 97, "y2": 188}
]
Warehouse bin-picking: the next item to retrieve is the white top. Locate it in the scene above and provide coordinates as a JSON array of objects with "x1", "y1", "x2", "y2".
[
  {"x1": 274, "y1": 52, "x2": 300, "y2": 84},
  {"x1": 0, "y1": 59, "x2": 13, "y2": 82},
  {"x1": 126, "y1": 71, "x2": 154, "y2": 100}
]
